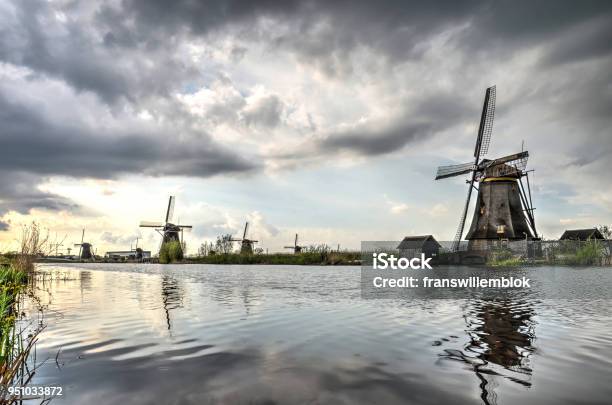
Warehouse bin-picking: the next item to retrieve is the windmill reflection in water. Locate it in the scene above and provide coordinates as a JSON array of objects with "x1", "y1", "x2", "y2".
[{"x1": 438, "y1": 298, "x2": 536, "y2": 405}]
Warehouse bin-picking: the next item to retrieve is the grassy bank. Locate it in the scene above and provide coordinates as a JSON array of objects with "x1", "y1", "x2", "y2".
[
  {"x1": 0, "y1": 261, "x2": 38, "y2": 403},
  {"x1": 487, "y1": 240, "x2": 611, "y2": 267},
  {"x1": 0, "y1": 224, "x2": 46, "y2": 403},
  {"x1": 188, "y1": 251, "x2": 361, "y2": 265}
]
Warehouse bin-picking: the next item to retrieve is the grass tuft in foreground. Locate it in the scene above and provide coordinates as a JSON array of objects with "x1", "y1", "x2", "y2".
[{"x1": 0, "y1": 223, "x2": 47, "y2": 404}]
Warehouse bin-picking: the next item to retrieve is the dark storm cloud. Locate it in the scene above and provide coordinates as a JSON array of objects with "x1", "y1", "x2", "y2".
[
  {"x1": 320, "y1": 122, "x2": 432, "y2": 156},
  {"x1": 0, "y1": 172, "x2": 76, "y2": 215},
  {"x1": 458, "y1": 1, "x2": 612, "y2": 58},
  {"x1": 109, "y1": 0, "x2": 480, "y2": 77},
  {"x1": 541, "y1": 16, "x2": 612, "y2": 66},
  {"x1": 311, "y1": 91, "x2": 474, "y2": 157},
  {"x1": 112, "y1": 1, "x2": 612, "y2": 72},
  {"x1": 1, "y1": 1, "x2": 609, "y2": 106},
  {"x1": 0, "y1": 92, "x2": 258, "y2": 179},
  {"x1": 0, "y1": 0, "x2": 199, "y2": 104}
]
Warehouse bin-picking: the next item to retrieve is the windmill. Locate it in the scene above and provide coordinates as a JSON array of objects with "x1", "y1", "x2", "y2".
[
  {"x1": 230, "y1": 222, "x2": 258, "y2": 254},
  {"x1": 74, "y1": 229, "x2": 94, "y2": 260},
  {"x1": 435, "y1": 86, "x2": 538, "y2": 251},
  {"x1": 284, "y1": 233, "x2": 303, "y2": 254},
  {"x1": 139, "y1": 196, "x2": 192, "y2": 255}
]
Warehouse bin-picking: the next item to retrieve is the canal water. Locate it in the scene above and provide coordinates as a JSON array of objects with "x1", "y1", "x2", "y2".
[{"x1": 24, "y1": 264, "x2": 612, "y2": 404}]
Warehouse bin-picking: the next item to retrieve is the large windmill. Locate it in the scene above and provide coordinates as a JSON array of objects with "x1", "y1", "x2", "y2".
[
  {"x1": 284, "y1": 233, "x2": 303, "y2": 254},
  {"x1": 74, "y1": 229, "x2": 94, "y2": 260},
  {"x1": 139, "y1": 196, "x2": 192, "y2": 254},
  {"x1": 230, "y1": 222, "x2": 258, "y2": 254},
  {"x1": 435, "y1": 86, "x2": 538, "y2": 251}
]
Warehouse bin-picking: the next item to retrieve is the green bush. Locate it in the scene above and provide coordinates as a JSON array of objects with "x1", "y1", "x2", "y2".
[
  {"x1": 488, "y1": 257, "x2": 524, "y2": 267},
  {"x1": 564, "y1": 240, "x2": 603, "y2": 266},
  {"x1": 159, "y1": 241, "x2": 184, "y2": 264},
  {"x1": 486, "y1": 245, "x2": 525, "y2": 267}
]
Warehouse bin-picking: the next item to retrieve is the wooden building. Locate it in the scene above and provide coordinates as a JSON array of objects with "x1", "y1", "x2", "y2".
[
  {"x1": 559, "y1": 228, "x2": 605, "y2": 241},
  {"x1": 397, "y1": 235, "x2": 442, "y2": 258}
]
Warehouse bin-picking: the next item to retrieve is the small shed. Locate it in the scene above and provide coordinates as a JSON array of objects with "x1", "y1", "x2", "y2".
[
  {"x1": 397, "y1": 235, "x2": 441, "y2": 258},
  {"x1": 559, "y1": 228, "x2": 605, "y2": 241}
]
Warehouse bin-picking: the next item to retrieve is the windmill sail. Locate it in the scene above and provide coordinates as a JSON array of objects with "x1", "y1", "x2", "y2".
[
  {"x1": 486, "y1": 151, "x2": 528, "y2": 172},
  {"x1": 474, "y1": 85, "x2": 496, "y2": 159},
  {"x1": 78, "y1": 229, "x2": 84, "y2": 258},
  {"x1": 165, "y1": 196, "x2": 175, "y2": 223},
  {"x1": 452, "y1": 174, "x2": 476, "y2": 251},
  {"x1": 435, "y1": 162, "x2": 475, "y2": 180},
  {"x1": 243, "y1": 222, "x2": 249, "y2": 240},
  {"x1": 140, "y1": 221, "x2": 164, "y2": 228}
]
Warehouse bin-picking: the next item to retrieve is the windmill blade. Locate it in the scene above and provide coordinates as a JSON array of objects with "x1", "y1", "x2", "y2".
[
  {"x1": 165, "y1": 196, "x2": 176, "y2": 223},
  {"x1": 140, "y1": 221, "x2": 164, "y2": 228},
  {"x1": 243, "y1": 222, "x2": 249, "y2": 239},
  {"x1": 474, "y1": 85, "x2": 496, "y2": 159},
  {"x1": 283, "y1": 246, "x2": 294, "y2": 249},
  {"x1": 178, "y1": 226, "x2": 192, "y2": 233},
  {"x1": 484, "y1": 151, "x2": 529, "y2": 177},
  {"x1": 435, "y1": 161, "x2": 476, "y2": 180},
  {"x1": 295, "y1": 233, "x2": 299, "y2": 247},
  {"x1": 486, "y1": 151, "x2": 528, "y2": 168},
  {"x1": 452, "y1": 175, "x2": 477, "y2": 251},
  {"x1": 490, "y1": 156, "x2": 529, "y2": 176}
]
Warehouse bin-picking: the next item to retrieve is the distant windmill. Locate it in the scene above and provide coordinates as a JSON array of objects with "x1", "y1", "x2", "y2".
[
  {"x1": 139, "y1": 196, "x2": 192, "y2": 255},
  {"x1": 284, "y1": 233, "x2": 303, "y2": 254},
  {"x1": 435, "y1": 85, "x2": 538, "y2": 251},
  {"x1": 74, "y1": 229, "x2": 94, "y2": 260},
  {"x1": 230, "y1": 222, "x2": 258, "y2": 254}
]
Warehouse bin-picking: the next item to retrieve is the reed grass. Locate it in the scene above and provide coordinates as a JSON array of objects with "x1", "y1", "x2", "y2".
[
  {"x1": 0, "y1": 223, "x2": 47, "y2": 404},
  {"x1": 563, "y1": 240, "x2": 605, "y2": 266}
]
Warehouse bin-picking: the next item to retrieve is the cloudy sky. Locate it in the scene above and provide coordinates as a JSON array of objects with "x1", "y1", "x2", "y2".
[{"x1": 0, "y1": 0, "x2": 611, "y2": 254}]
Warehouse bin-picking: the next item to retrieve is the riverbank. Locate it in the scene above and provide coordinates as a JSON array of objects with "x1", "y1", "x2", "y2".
[
  {"x1": 187, "y1": 251, "x2": 362, "y2": 265},
  {"x1": 487, "y1": 239, "x2": 612, "y2": 267}
]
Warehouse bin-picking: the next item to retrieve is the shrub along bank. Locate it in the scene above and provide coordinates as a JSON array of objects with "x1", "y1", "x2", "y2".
[{"x1": 189, "y1": 251, "x2": 361, "y2": 265}]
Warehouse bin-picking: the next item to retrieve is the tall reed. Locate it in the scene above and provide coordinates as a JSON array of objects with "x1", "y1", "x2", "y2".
[{"x1": 0, "y1": 223, "x2": 47, "y2": 404}]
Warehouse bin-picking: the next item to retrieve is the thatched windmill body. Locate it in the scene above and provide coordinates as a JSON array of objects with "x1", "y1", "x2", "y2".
[
  {"x1": 284, "y1": 233, "x2": 303, "y2": 254},
  {"x1": 231, "y1": 222, "x2": 258, "y2": 254},
  {"x1": 435, "y1": 86, "x2": 538, "y2": 251},
  {"x1": 74, "y1": 229, "x2": 94, "y2": 260},
  {"x1": 140, "y1": 196, "x2": 192, "y2": 255}
]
